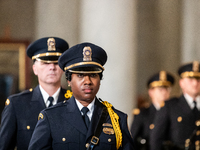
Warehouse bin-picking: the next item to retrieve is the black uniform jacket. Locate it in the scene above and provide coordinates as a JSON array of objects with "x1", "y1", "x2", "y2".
[
  {"x1": 28, "y1": 96, "x2": 135, "y2": 150},
  {"x1": 131, "y1": 104, "x2": 157, "y2": 149},
  {"x1": 150, "y1": 95, "x2": 200, "y2": 150},
  {"x1": 0, "y1": 85, "x2": 66, "y2": 150}
]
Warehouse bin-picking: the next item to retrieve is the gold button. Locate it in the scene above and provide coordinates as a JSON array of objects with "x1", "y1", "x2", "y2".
[
  {"x1": 149, "y1": 124, "x2": 154, "y2": 130},
  {"x1": 27, "y1": 126, "x2": 30, "y2": 130},
  {"x1": 85, "y1": 143, "x2": 89, "y2": 148},
  {"x1": 196, "y1": 120, "x2": 200, "y2": 126},
  {"x1": 195, "y1": 140, "x2": 200, "y2": 146},
  {"x1": 108, "y1": 138, "x2": 111, "y2": 142},
  {"x1": 177, "y1": 116, "x2": 182, "y2": 122},
  {"x1": 29, "y1": 88, "x2": 33, "y2": 92},
  {"x1": 62, "y1": 138, "x2": 66, "y2": 142},
  {"x1": 197, "y1": 131, "x2": 200, "y2": 136}
]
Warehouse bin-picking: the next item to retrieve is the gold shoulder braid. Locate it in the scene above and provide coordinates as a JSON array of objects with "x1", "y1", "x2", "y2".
[{"x1": 102, "y1": 101, "x2": 122, "y2": 149}]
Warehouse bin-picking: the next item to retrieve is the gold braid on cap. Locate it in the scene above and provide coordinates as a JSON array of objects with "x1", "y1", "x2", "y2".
[{"x1": 102, "y1": 101, "x2": 122, "y2": 149}]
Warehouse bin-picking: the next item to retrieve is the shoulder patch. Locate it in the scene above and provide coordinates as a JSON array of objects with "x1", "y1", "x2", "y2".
[
  {"x1": 132, "y1": 108, "x2": 140, "y2": 115},
  {"x1": 5, "y1": 99, "x2": 10, "y2": 106},
  {"x1": 38, "y1": 113, "x2": 44, "y2": 120}
]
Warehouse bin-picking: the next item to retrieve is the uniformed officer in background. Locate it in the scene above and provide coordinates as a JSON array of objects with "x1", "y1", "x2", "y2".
[
  {"x1": 130, "y1": 71, "x2": 175, "y2": 150},
  {"x1": 0, "y1": 37, "x2": 70, "y2": 150},
  {"x1": 28, "y1": 42, "x2": 135, "y2": 150},
  {"x1": 150, "y1": 61, "x2": 200, "y2": 150}
]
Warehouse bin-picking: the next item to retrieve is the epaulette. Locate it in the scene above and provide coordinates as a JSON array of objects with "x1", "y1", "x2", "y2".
[
  {"x1": 14, "y1": 88, "x2": 33, "y2": 96},
  {"x1": 5, "y1": 88, "x2": 34, "y2": 106},
  {"x1": 20, "y1": 88, "x2": 33, "y2": 94},
  {"x1": 132, "y1": 108, "x2": 140, "y2": 115}
]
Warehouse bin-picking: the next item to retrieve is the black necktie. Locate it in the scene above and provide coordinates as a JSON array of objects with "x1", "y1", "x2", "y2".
[
  {"x1": 193, "y1": 101, "x2": 198, "y2": 120},
  {"x1": 81, "y1": 107, "x2": 90, "y2": 129},
  {"x1": 48, "y1": 96, "x2": 54, "y2": 107}
]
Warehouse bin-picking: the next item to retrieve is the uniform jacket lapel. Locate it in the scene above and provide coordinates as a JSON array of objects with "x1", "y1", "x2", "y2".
[
  {"x1": 178, "y1": 95, "x2": 193, "y2": 114},
  {"x1": 62, "y1": 96, "x2": 88, "y2": 135},
  {"x1": 57, "y1": 88, "x2": 66, "y2": 103},
  {"x1": 86, "y1": 98, "x2": 105, "y2": 140},
  {"x1": 30, "y1": 85, "x2": 46, "y2": 108},
  {"x1": 27, "y1": 86, "x2": 46, "y2": 119}
]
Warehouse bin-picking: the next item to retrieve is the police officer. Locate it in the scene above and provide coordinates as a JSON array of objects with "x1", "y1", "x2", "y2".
[
  {"x1": 0, "y1": 37, "x2": 69, "y2": 150},
  {"x1": 130, "y1": 71, "x2": 175, "y2": 150},
  {"x1": 150, "y1": 61, "x2": 200, "y2": 150},
  {"x1": 28, "y1": 42, "x2": 135, "y2": 150}
]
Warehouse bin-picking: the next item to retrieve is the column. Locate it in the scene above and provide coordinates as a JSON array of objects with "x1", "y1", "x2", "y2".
[{"x1": 80, "y1": 0, "x2": 137, "y2": 125}]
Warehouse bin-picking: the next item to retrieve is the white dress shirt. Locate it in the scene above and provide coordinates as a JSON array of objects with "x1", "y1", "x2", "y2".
[
  {"x1": 75, "y1": 98, "x2": 95, "y2": 121},
  {"x1": 39, "y1": 85, "x2": 61, "y2": 107}
]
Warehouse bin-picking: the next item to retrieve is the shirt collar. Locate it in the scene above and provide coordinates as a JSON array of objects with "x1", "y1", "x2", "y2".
[
  {"x1": 75, "y1": 98, "x2": 95, "y2": 121},
  {"x1": 39, "y1": 85, "x2": 61, "y2": 107},
  {"x1": 184, "y1": 93, "x2": 200, "y2": 110}
]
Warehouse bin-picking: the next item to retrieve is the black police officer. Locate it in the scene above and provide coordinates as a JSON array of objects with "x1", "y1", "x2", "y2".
[
  {"x1": 130, "y1": 71, "x2": 175, "y2": 150},
  {"x1": 28, "y1": 42, "x2": 135, "y2": 150},
  {"x1": 0, "y1": 37, "x2": 69, "y2": 150}
]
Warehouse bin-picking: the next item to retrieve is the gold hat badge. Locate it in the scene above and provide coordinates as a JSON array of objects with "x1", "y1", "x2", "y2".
[
  {"x1": 83, "y1": 46, "x2": 92, "y2": 61},
  {"x1": 193, "y1": 61, "x2": 199, "y2": 72},
  {"x1": 47, "y1": 38, "x2": 56, "y2": 51},
  {"x1": 159, "y1": 71, "x2": 167, "y2": 81}
]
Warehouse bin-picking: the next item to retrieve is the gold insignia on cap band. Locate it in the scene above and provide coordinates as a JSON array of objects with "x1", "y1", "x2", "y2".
[
  {"x1": 83, "y1": 46, "x2": 92, "y2": 61},
  {"x1": 181, "y1": 71, "x2": 200, "y2": 78},
  {"x1": 149, "y1": 81, "x2": 172, "y2": 88},
  {"x1": 159, "y1": 71, "x2": 166, "y2": 81},
  {"x1": 193, "y1": 61, "x2": 199, "y2": 72},
  {"x1": 32, "y1": 52, "x2": 62, "y2": 60},
  {"x1": 64, "y1": 62, "x2": 104, "y2": 71},
  {"x1": 47, "y1": 38, "x2": 56, "y2": 51}
]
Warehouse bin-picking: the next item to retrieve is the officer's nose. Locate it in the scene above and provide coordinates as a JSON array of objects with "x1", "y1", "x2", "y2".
[
  {"x1": 84, "y1": 75, "x2": 92, "y2": 84},
  {"x1": 49, "y1": 63, "x2": 56, "y2": 70}
]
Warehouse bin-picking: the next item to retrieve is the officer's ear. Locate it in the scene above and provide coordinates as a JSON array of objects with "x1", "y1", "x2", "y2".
[
  {"x1": 148, "y1": 88, "x2": 153, "y2": 98},
  {"x1": 32, "y1": 63, "x2": 38, "y2": 76},
  {"x1": 67, "y1": 80, "x2": 71, "y2": 86},
  {"x1": 179, "y1": 78, "x2": 184, "y2": 89}
]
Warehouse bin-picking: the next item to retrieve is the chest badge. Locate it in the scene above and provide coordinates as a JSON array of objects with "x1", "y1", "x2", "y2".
[{"x1": 103, "y1": 123, "x2": 114, "y2": 135}]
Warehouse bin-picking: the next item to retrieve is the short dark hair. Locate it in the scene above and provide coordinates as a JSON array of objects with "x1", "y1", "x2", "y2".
[{"x1": 65, "y1": 71, "x2": 103, "y2": 81}]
